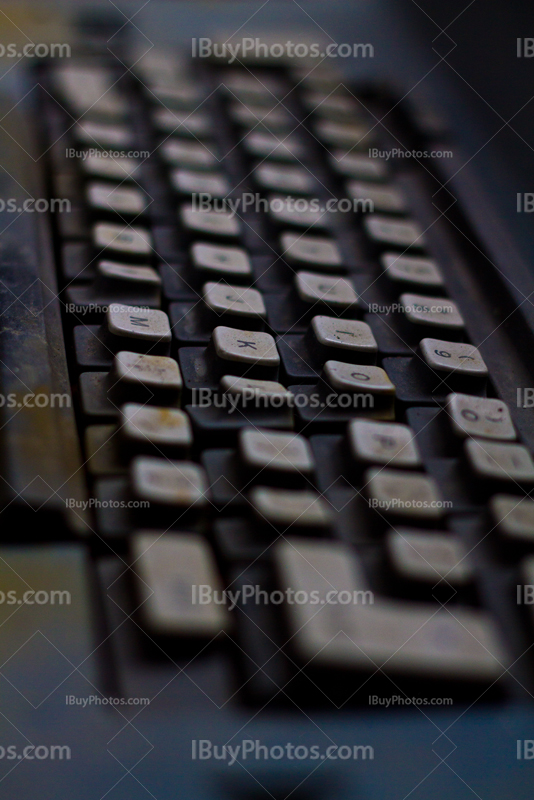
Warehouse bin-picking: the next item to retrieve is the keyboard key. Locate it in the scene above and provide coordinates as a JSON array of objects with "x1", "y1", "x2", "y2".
[
  {"x1": 53, "y1": 65, "x2": 127, "y2": 117},
  {"x1": 490, "y1": 495, "x2": 534, "y2": 545},
  {"x1": 311, "y1": 316, "x2": 377, "y2": 362},
  {"x1": 220, "y1": 375, "x2": 293, "y2": 404},
  {"x1": 191, "y1": 243, "x2": 252, "y2": 278},
  {"x1": 239, "y1": 428, "x2": 314, "y2": 474},
  {"x1": 364, "y1": 216, "x2": 426, "y2": 249},
  {"x1": 386, "y1": 529, "x2": 472, "y2": 585},
  {"x1": 212, "y1": 326, "x2": 279, "y2": 368},
  {"x1": 230, "y1": 103, "x2": 292, "y2": 131},
  {"x1": 365, "y1": 468, "x2": 444, "y2": 521},
  {"x1": 465, "y1": 440, "x2": 534, "y2": 483},
  {"x1": 75, "y1": 121, "x2": 133, "y2": 149},
  {"x1": 203, "y1": 282, "x2": 266, "y2": 321},
  {"x1": 152, "y1": 108, "x2": 211, "y2": 137},
  {"x1": 86, "y1": 183, "x2": 147, "y2": 216},
  {"x1": 161, "y1": 139, "x2": 217, "y2": 169},
  {"x1": 281, "y1": 233, "x2": 342, "y2": 270},
  {"x1": 348, "y1": 420, "x2": 422, "y2": 468},
  {"x1": 303, "y1": 93, "x2": 362, "y2": 119},
  {"x1": 131, "y1": 457, "x2": 210, "y2": 506},
  {"x1": 295, "y1": 272, "x2": 359, "y2": 311},
  {"x1": 82, "y1": 155, "x2": 139, "y2": 182},
  {"x1": 242, "y1": 131, "x2": 304, "y2": 162},
  {"x1": 170, "y1": 169, "x2": 230, "y2": 198},
  {"x1": 347, "y1": 181, "x2": 407, "y2": 214},
  {"x1": 329, "y1": 150, "x2": 387, "y2": 181},
  {"x1": 274, "y1": 538, "x2": 503, "y2": 680},
  {"x1": 255, "y1": 163, "x2": 315, "y2": 194},
  {"x1": 315, "y1": 119, "x2": 373, "y2": 148},
  {"x1": 250, "y1": 487, "x2": 331, "y2": 528},
  {"x1": 97, "y1": 260, "x2": 161, "y2": 287},
  {"x1": 148, "y1": 83, "x2": 205, "y2": 109},
  {"x1": 179, "y1": 205, "x2": 241, "y2": 238},
  {"x1": 401, "y1": 294, "x2": 464, "y2": 331},
  {"x1": 268, "y1": 194, "x2": 328, "y2": 229},
  {"x1": 121, "y1": 404, "x2": 192, "y2": 449},
  {"x1": 93, "y1": 223, "x2": 152, "y2": 257},
  {"x1": 112, "y1": 351, "x2": 182, "y2": 392},
  {"x1": 108, "y1": 305, "x2": 171, "y2": 343},
  {"x1": 381, "y1": 253, "x2": 444, "y2": 289},
  {"x1": 446, "y1": 394, "x2": 516, "y2": 441},
  {"x1": 324, "y1": 361, "x2": 395, "y2": 396},
  {"x1": 419, "y1": 339, "x2": 488, "y2": 377},
  {"x1": 131, "y1": 532, "x2": 229, "y2": 638}
]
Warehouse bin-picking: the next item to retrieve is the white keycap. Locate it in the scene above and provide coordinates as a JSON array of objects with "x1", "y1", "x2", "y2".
[
  {"x1": 148, "y1": 83, "x2": 204, "y2": 109},
  {"x1": 152, "y1": 108, "x2": 211, "y2": 136},
  {"x1": 329, "y1": 150, "x2": 387, "y2": 181},
  {"x1": 93, "y1": 223, "x2": 152, "y2": 257},
  {"x1": 274, "y1": 538, "x2": 504, "y2": 679},
  {"x1": 53, "y1": 65, "x2": 127, "y2": 117},
  {"x1": 170, "y1": 169, "x2": 230, "y2": 198},
  {"x1": 86, "y1": 183, "x2": 147, "y2": 216},
  {"x1": 132, "y1": 532, "x2": 229, "y2": 637},
  {"x1": 490, "y1": 495, "x2": 534, "y2": 543},
  {"x1": 303, "y1": 93, "x2": 362, "y2": 119},
  {"x1": 364, "y1": 216, "x2": 426, "y2": 249},
  {"x1": 191, "y1": 243, "x2": 252, "y2": 278},
  {"x1": 113, "y1": 351, "x2": 182, "y2": 390},
  {"x1": 243, "y1": 131, "x2": 304, "y2": 161},
  {"x1": 161, "y1": 139, "x2": 217, "y2": 169},
  {"x1": 75, "y1": 121, "x2": 132, "y2": 149},
  {"x1": 98, "y1": 261, "x2": 161, "y2": 286},
  {"x1": 82, "y1": 155, "x2": 139, "y2": 181},
  {"x1": 347, "y1": 181, "x2": 406, "y2": 214},
  {"x1": 315, "y1": 119, "x2": 373, "y2": 148},
  {"x1": 131, "y1": 457, "x2": 209, "y2": 506},
  {"x1": 446, "y1": 394, "x2": 515, "y2": 441},
  {"x1": 108, "y1": 306, "x2": 171, "y2": 342},
  {"x1": 281, "y1": 233, "x2": 342, "y2": 270},
  {"x1": 121, "y1": 404, "x2": 192, "y2": 448},
  {"x1": 419, "y1": 339, "x2": 488, "y2": 377},
  {"x1": 239, "y1": 428, "x2": 314, "y2": 473},
  {"x1": 222, "y1": 71, "x2": 283, "y2": 96},
  {"x1": 268, "y1": 194, "x2": 328, "y2": 229},
  {"x1": 312, "y1": 316, "x2": 377, "y2": 358},
  {"x1": 203, "y1": 283, "x2": 266, "y2": 320},
  {"x1": 401, "y1": 293, "x2": 464, "y2": 330},
  {"x1": 365, "y1": 468, "x2": 444, "y2": 520},
  {"x1": 179, "y1": 206, "x2": 241, "y2": 238},
  {"x1": 255, "y1": 163, "x2": 315, "y2": 194},
  {"x1": 386, "y1": 529, "x2": 472, "y2": 585},
  {"x1": 295, "y1": 272, "x2": 359, "y2": 309},
  {"x1": 324, "y1": 361, "x2": 395, "y2": 395},
  {"x1": 464, "y1": 439, "x2": 534, "y2": 483},
  {"x1": 230, "y1": 104, "x2": 291, "y2": 130},
  {"x1": 221, "y1": 375, "x2": 293, "y2": 404},
  {"x1": 348, "y1": 420, "x2": 422, "y2": 468},
  {"x1": 381, "y1": 253, "x2": 444, "y2": 288},
  {"x1": 250, "y1": 487, "x2": 331, "y2": 527},
  {"x1": 212, "y1": 326, "x2": 279, "y2": 367}
]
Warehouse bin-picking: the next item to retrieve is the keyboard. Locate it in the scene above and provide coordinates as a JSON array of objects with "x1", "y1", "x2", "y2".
[{"x1": 2, "y1": 20, "x2": 534, "y2": 800}]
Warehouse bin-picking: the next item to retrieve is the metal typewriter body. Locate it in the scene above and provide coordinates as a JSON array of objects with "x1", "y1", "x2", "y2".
[{"x1": 0, "y1": 2, "x2": 533, "y2": 799}]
